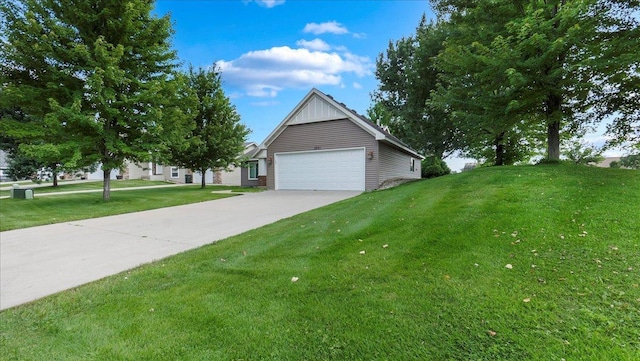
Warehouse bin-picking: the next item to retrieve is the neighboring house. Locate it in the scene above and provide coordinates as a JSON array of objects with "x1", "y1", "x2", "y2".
[
  {"x1": 126, "y1": 142, "x2": 258, "y2": 185},
  {"x1": 595, "y1": 157, "x2": 621, "y2": 168},
  {"x1": 462, "y1": 162, "x2": 477, "y2": 172},
  {"x1": 0, "y1": 150, "x2": 9, "y2": 181},
  {"x1": 86, "y1": 167, "x2": 121, "y2": 180},
  {"x1": 189, "y1": 142, "x2": 258, "y2": 185},
  {"x1": 244, "y1": 88, "x2": 424, "y2": 191}
]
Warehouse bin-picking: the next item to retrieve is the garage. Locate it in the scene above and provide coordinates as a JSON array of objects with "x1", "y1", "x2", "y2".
[{"x1": 275, "y1": 148, "x2": 365, "y2": 191}]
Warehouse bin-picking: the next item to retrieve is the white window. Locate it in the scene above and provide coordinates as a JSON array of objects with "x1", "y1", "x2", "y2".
[
  {"x1": 410, "y1": 158, "x2": 416, "y2": 172},
  {"x1": 154, "y1": 164, "x2": 163, "y2": 175},
  {"x1": 171, "y1": 167, "x2": 179, "y2": 178},
  {"x1": 248, "y1": 161, "x2": 258, "y2": 180}
]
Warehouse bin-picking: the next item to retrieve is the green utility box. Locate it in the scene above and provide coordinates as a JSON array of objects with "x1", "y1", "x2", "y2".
[{"x1": 12, "y1": 188, "x2": 34, "y2": 200}]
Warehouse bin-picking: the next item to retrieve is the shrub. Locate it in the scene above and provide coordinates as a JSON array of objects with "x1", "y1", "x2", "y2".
[{"x1": 421, "y1": 156, "x2": 451, "y2": 178}]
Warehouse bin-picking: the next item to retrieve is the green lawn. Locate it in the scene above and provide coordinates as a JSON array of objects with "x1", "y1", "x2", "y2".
[
  {"x1": 1, "y1": 164, "x2": 639, "y2": 360},
  {"x1": 0, "y1": 185, "x2": 259, "y2": 231},
  {"x1": 0, "y1": 179, "x2": 178, "y2": 197}
]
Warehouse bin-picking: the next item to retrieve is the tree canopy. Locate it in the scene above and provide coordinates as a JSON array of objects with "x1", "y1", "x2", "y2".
[
  {"x1": 0, "y1": 0, "x2": 191, "y2": 199},
  {"x1": 372, "y1": 16, "x2": 457, "y2": 161},
  {"x1": 372, "y1": 0, "x2": 640, "y2": 166},
  {"x1": 168, "y1": 65, "x2": 250, "y2": 189}
]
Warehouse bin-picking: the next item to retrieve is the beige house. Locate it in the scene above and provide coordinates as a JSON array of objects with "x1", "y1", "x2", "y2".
[{"x1": 125, "y1": 142, "x2": 257, "y2": 185}]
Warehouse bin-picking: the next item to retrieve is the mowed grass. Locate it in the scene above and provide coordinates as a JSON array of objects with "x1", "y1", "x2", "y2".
[
  {"x1": 1, "y1": 164, "x2": 639, "y2": 360},
  {"x1": 0, "y1": 179, "x2": 181, "y2": 197},
  {"x1": 0, "y1": 185, "x2": 256, "y2": 231}
]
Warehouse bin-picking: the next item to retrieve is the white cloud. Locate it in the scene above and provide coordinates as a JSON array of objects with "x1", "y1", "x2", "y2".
[
  {"x1": 251, "y1": 100, "x2": 281, "y2": 107},
  {"x1": 296, "y1": 38, "x2": 331, "y2": 51},
  {"x1": 248, "y1": 0, "x2": 285, "y2": 8},
  {"x1": 353, "y1": 82, "x2": 362, "y2": 89},
  {"x1": 303, "y1": 21, "x2": 349, "y2": 35},
  {"x1": 216, "y1": 46, "x2": 373, "y2": 97},
  {"x1": 352, "y1": 32, "x2": 367, "y2": 39}
]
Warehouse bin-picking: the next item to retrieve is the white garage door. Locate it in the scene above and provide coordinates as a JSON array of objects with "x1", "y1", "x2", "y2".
[{"x1": 275, "y1": 148, "x2": 365, "y2": 191}]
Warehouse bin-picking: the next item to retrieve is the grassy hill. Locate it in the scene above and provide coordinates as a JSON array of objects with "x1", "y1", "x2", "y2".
[{"x1": 1, "y1": 164, "x2": 639, "y2": 360}]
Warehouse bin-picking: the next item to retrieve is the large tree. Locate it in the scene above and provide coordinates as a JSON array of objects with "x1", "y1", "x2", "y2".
[
  {"x1": 0, "y1": 0, "x2": 190, "y2": 200},
  {"x1": 430, "y1": 0, "x2": 640, "y2": 162},
  {"x1": 372, "y1": 16, "x2": 457, "y2": 160},
  {"x1": 168, "y1": 65, "x2": 250, "y2": 189}
]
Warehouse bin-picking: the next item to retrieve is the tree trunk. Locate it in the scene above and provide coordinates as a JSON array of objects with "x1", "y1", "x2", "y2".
[
  {"x1": 495, "y1": 131, "x2": 505, "y2": 166},
  {"x1": 201, "y1": 168, "x2": 206, "y2": 189},
  {"x1": 52, "y1": 169, "x2": 58, "y2": 187},
  {"x1": 103, "y1": 169, "x2": 111, "y2": 201},
  {"x1": 547, "y1": 121, "x2": 561, "y2": 162}
]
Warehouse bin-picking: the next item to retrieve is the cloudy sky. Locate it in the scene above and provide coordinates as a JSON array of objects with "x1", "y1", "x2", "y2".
[
  {"x1": 151, "y1": 0, "x2": 473, "y2": 166},
  {"x1": 153, "y1": 0, "x2": 622, "y2": 171}
]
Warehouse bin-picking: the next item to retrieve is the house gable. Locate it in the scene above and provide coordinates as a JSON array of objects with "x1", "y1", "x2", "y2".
[
  {"x1": 288, "y1": 94, "x2": 347, "y2": 125},
  {"x1": 253, "y1": 88, "x2": 424, "y2": 191},
  {"x1": 258, "y1": 89, "x2": 422, "y2": 160}
]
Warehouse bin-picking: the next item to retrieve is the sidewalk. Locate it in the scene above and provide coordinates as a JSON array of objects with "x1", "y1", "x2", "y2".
[
  {"x1": 0, "y1": 179, "x2": 101, "y2": 191},
  {"x1": 0, "y1": 182, "x2": 188, "y2": 199}
]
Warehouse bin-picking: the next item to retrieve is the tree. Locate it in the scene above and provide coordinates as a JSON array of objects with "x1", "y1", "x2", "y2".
[
  {"x1": 562, "y1": 140, "x2": 604, "y2": 165},
  {"x1": 421, "y1": 156, "x2": 451, "y2": 178},
  {"x1": 168, "y1": 65, "x2": 250, "y2": 189},
  {"x1": 5, "y1": 151, "x2": 41, "y2": 181},
  {"x1": 0, "y1": 0, "x2": 191, "y2": 200},
  {"x1": 618, "y1": 154, "x2": 640, "y2": 169},
  {"x1": 430, "y1": 0, "x2": 640, "y2": 162},
  {"x1": 372, "y1": 16, "x2": 457, "y2": 161}
]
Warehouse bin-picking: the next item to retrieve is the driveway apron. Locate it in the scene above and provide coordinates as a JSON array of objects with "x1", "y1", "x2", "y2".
[{"x1": 0, "y1": 190, "x2": 360, "y2": 310}]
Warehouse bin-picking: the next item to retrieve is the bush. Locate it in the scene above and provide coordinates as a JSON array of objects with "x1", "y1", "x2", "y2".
[
  {"x1": 619, "y1": 154, "x2": 640, "y2": 169},
  {"x1": 422, "y1": 156, "x2": 451, "y2": 178},
  {"x1": 562, "y1": 140, "x2": 604, "y2": 165}
]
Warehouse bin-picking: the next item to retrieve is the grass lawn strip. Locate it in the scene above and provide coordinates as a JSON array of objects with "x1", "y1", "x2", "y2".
[
  {"x1": 0, "y1": 180, "x2": 178, "y2": 197},
  {"x1": 0, "y1": 164, "x2": 638, "y2": 359},
  {"x1": 0, "y1": 186, "x2": 259, "y2": 231}
]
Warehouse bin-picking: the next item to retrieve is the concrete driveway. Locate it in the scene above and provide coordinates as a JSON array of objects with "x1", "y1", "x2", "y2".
[{"x1": 0, "y1": 190, "x2": 360, "y2": 310}]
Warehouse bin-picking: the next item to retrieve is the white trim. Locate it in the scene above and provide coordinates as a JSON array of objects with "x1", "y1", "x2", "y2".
[
  {"x1": 256, "y1": 88, "x2": 424, "y2": 160},
  {"x1": 274, "y1": 147, "x2": 366, "y2": 191},
  {"x1": 248, "y1": 161, "x2": 258, "y2": 180},
  {"x1": 170, "y1": 166, "x2": 179, "y2": 179}
]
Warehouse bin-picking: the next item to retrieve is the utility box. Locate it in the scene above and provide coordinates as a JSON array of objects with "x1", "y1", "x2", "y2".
[{"x1": 11, "y1": 188, "x2": 34, "y2": 200}]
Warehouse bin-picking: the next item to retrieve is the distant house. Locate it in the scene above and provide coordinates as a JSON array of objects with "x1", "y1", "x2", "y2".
[
  {"x1": 124, "y1": 142, "x2": 258, "y2": 185},
  {"x1": 0, "y1": 150, "x2": 9, "y2": 181},
  {"x1": 462, "y1": 163, "x2": 477, "y2": 172},
  {"x1": 595, "y1": 157, "x2": 621, "y2": 168},
  {"x1": 243, "y1": 88, "x2": 423, "y2": 191}
]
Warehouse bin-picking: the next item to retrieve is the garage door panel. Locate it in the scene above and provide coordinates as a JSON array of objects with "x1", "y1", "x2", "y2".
[{"x1": 275, "y1": 148, "x2": 365, "y2": 191}]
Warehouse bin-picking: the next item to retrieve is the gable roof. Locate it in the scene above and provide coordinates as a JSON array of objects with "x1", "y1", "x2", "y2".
[{"x1": 257, "y1": 88, "x2": 424, "y2": 159}]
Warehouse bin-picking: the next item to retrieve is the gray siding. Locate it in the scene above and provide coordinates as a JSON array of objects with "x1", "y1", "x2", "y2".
[
  {"x1": 267, "y1": 119, "x2": 379, "y2": 191},
  {"x1": 378, "y1": 142, "x2": 421, "y2": 185},
  {"x1": 241, "y1": 167, "x2": 260, "y2": 187}
]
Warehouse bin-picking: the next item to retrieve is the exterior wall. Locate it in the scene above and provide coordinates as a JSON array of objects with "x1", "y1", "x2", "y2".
[
  {"x1": 288, "y1": 95, "x2": 346, "y2": 125},
  {"x1": 87, "y1": 165, "x2": 120, "y2": 180},
  {"x1": 193, "y1": 169, "x2": 215, "y2": 185},
  {"x1": 128, "y1": 162, "x2": 150, "y2": 180},
  {"x1": 241, "y1": 167, "x2": 260, "y2": 187},
  {"x1": 0, "y1": 150, "x2": 9, "y2": 181},
  {"x1": 221, "y1": 167, "x2": 242, "y2": 185},
  {"x1": 266, "y1": 119, "x2": 379, "y2": 191},
  {"x1": 378, "y1": 142, "x2": 422, "y2": 185},
  {"x1": 163, "y1": 166, "x2": 185, "y2": 183}
]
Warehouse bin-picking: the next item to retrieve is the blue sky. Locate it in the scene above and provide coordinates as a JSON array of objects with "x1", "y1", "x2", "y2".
[
  {"x1": 151, "y1": 1, "x2": 464, "y2": 162},
  {"x1": 152, "y1": 0, "x2": 625, "y2": 171}
]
